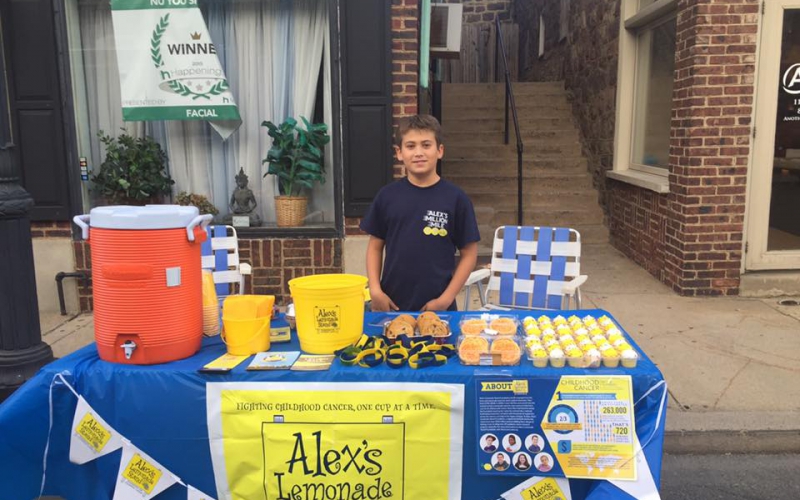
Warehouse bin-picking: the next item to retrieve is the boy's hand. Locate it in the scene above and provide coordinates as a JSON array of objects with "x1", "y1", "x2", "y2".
[
  {"x1": 371, "y1": 289, "x2": 399, "y2": 312},
  {"x1": 422, "y1": 296, "x2": 452, "y2": 312}
]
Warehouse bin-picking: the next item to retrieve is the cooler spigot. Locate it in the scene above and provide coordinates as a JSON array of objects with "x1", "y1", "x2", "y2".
[{"x1": 120, "y1": 340, "x2": 137, "y2": 360}]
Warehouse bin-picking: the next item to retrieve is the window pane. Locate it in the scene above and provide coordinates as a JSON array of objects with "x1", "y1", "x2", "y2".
[
  {"x1": 631, "y1": 17, "x2": 676, "y2": 169},
  {"x1": 64, "y1": 0, "x2": 335, "y2": 228},
  {"x1": 768, "y1": 9, "x2": 800, "y2": 250},
  {"x1": 638, "y1": 0, "x2": 659, "y2": 9}
]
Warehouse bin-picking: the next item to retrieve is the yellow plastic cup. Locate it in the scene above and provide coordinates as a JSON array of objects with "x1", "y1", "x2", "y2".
[{"x1": 289, "y1": 274, "x2": 368, "y2": 354}]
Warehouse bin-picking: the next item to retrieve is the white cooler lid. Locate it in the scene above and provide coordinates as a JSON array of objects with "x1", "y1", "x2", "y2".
[{"x1": 89, "y1": 205, "x2": 200, "y2": 230}]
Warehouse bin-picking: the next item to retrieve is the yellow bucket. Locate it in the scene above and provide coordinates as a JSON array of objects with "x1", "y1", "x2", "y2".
[
  {"x1": 289, "y1": 274, "x2": 368, "y2": 354},
  {"x1": 221, "y1": 295, "x2": 275, "y2": 355}
]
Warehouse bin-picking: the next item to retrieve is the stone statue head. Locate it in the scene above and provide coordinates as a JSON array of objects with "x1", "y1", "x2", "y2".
[{"x1": 235, "y1": 167, "x2": 249, "y2": 188}]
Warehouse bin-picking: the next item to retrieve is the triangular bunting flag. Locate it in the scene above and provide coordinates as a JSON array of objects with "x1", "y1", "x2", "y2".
[
  {"x1": 608, "y1": 437, "x2": 662, "y2": 500},
  {"x1": 187, "y1": 485, "x2": 216, "y2": 500},
  {"x1": 500, "y1": 476, "x2": 572, "y2": 500},
  {"x1": 113, "y1": 440, "x2": 178, "y2": 500},
  {"x1": 69, "y1": 395, "x2": 124, "y2": 464}
]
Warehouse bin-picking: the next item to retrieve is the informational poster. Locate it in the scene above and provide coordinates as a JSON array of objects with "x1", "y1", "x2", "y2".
[
  {"x1": 541, "y1": 376, "x2": 636, "y2": 481},
  {"x1": 110, "y1": 0, "x2": 241, "y2": 138},
  {"x1": 475, "y1": 378, "x2": 562, "y2": 477},
  {"x1": 476, "y1": 376, "x2": 636, "y2": 481},
  {"x1": 206, "y1": 382, "x2": 464, "y2": 500}
]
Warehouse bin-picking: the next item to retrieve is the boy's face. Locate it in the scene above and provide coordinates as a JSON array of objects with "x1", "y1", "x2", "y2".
[{"x1": 395, "y1": 129, "x2": 444, "y2": 181}]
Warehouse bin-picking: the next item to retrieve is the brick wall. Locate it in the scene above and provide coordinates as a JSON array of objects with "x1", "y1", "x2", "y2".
[
  {"x1": 661, "y1": 0, "x2": 757, "y2": 295},
  {"x1": 30, "y1": 221, "x2": 72, "y2": 238},
  {"x1": 393, "y1": 0, "x2": 421, "y2": 179},
  {"x1": 516, "y1": 0, "x2": 755, "y2": 295},
  {"x1": 239, "y1": 238, "x2": 342, "y2": 304}
]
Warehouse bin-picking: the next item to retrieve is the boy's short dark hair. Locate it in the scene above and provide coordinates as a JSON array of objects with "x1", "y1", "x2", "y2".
[{"x1": 395, "y1": 114, "x2": 443, "y2": 147}]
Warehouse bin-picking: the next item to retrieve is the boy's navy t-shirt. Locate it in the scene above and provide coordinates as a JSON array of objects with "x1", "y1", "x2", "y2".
[{"x1": 360, "y1": 178, "x2": 480, "y2": 311}]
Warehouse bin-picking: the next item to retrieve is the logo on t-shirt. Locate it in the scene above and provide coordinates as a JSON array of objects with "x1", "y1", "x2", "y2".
[{"x1": 422, "y1": 210, "x2": 449, "y2": 237}]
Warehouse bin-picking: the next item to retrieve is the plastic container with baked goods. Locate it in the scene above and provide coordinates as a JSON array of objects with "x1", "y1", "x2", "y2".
[
  {"x1": 459, "y1": 314, "x2": 520, "y2": 336},
  {"x1": 456, "y1": 334, "x2": 522, "y2": 366},
  {"x1": 383, "y1": 312, "x2": 452, "y2": 344}
]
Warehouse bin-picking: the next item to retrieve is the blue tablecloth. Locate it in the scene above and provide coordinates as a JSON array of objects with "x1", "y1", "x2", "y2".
[{"x1": 0, "y1": 310, "x2": 666, "y2": 500}]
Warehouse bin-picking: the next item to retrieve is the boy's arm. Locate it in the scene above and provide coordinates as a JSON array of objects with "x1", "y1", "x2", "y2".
[
  {"x1": 422, "y1": 241, "x2": 479, "y2": 311},
  {"x1": 366, "y1": 236, "x2": 398, "y2": 312}
]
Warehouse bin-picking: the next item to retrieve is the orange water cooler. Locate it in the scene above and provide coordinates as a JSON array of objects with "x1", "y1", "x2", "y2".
[{"x1": 74, "y1": 205, "x2": 212, "y2": 364}]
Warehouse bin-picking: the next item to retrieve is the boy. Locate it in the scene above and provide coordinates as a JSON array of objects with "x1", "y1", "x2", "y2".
[{"x1": 360, "y1": 115, "x2": 480, "y2": 312}]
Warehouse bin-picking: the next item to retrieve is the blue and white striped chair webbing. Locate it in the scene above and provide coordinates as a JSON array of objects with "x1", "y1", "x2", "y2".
[
  {"x1": 495, "y1": 226, "x2": 574, "y2": 310},
  {"x1": 200, "y1": 225, "x2": 230, "y2": 297}
]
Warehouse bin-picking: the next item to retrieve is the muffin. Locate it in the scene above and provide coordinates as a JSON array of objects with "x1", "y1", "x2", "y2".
[
  {"x1": 531, "y1": 348, "x2": 549, "y2": 368},
  {"x1": 420, "y1": 318, "x2": 449, "y2": 337},
  {"x1": 489, "y1": 317, "x2": 518, "y2": 335},
  {"x1": 549, "y1": 348, "x2": 566, "y2": 368},
  {"x1": 460, "y1": 319, "x2": 488, "y2": 335},
  {"x1": 567, "y1": 350, "x2": 585, "y2": 368},
  {"x1": 490, "y1": 337, "x2": 522, "y2": 365},
  {"x1": 584, "y1": 348, "x2": 602, "y2": 368},
  {"x1": 602, "y1": 348, "x2": 620, "y2": 368},
  {"x1": 621, "y1": 349, "x2": 639, "y2": 368},
  {"x1": 458, "y1": 336, "x2": 489, "y2": 364},
  {"x1": 386, "y1": 318, "x2": 415, "y2": 339}
]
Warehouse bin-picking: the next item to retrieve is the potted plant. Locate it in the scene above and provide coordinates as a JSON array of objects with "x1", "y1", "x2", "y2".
[
  {"x1": 91, "y1": 131, "x2": 174, "y2": 205},
  {"x1": 176, "y1": 191, "x2": 219, "y2": 216},
  {"x1": 262, "y1": 117, "x2": 330, "y2": 227}
]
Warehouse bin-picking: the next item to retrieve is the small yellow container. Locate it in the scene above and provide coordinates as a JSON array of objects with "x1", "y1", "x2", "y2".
[
  {"x1": 289, "y1": 274, "x2": 368, "y2": 354},
  {"x1": 221, "y1": 295, "x2": 275, "y2": 355}
]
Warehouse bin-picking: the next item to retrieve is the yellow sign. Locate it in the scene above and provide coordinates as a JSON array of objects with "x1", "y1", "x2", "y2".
[
  {"x1": 264, "y1": 422, "x2": 404, "y2": 499},
  {"x1": 76, "y1": 413, "x2": 111, "y2": 452},
  {"x1": 520, "y1": 478, "x2": 567, "y2": 500},
  {"x1": 122, "y1": 453, "x2": 163, "y2": 494},
  {"x1": 542, "y1": 376, "x2": 636, "y2": 481},
  {"x1": 480, "y1": 380, "x2": 529, "y2": 395},
  {"x1": 207, "y1": 382, "x2": 464, "y2": 500}
]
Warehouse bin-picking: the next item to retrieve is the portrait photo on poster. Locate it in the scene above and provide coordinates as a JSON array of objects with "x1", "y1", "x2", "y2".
[
  {"x1": 503, "y1": 433, "x2": 521, "y2": 453},
  {"x1": 492, "y1": 452, "x2": 510, "y2": 471},
  {"x1": 534, "y1": 452, "x2": 554, "y2": 473},
  {"x1": 525, "y1": 433, "x2": 544, "y2": 453},
  {"x1": 481, "y1": 433, "x2": 498, "y2": 453}
]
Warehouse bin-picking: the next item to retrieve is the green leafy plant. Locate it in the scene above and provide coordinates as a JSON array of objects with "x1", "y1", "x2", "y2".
[
  {"x1": 262, "y1": 117, "x2": 330, "y2": 197},
  {"x1": 91, "y1": 131, "x2": 174, "y2": 204},
  {"x1": 176, "y1": 191, "x2": 219, "y2": 216}
]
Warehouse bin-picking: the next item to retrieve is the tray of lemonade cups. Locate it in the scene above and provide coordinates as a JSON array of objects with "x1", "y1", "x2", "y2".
[{"x1": 521, "y1": 314, "x2": 640, "y2": 369}]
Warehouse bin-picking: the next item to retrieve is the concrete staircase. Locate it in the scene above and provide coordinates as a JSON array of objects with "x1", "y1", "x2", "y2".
[{"x1": 442, "y1": 82, "x2": 608, "y2": 255}]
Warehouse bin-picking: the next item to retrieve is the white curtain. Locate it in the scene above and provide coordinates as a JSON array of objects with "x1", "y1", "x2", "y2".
[{"x1": 72, "y1": 0, "x2": 330, "y2": 225}]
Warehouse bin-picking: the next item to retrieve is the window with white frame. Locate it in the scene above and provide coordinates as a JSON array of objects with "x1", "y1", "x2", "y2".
[{"x1": 614, "y1": 0, "x2": 677, "y2": 178}]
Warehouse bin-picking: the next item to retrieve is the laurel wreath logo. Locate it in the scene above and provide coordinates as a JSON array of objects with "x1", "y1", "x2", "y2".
[{"x1": 150, "y1": 14, "x2": 230, "y2": 101}]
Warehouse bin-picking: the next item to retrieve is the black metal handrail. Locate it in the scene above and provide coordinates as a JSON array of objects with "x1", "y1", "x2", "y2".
[{"x1": 493, "y1": 18, "x2": 524, "y2": 226}]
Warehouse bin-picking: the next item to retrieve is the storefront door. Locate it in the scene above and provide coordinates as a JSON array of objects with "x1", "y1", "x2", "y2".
[{"x1": 747, "y1": 0, "x2": 800, "y2": 270}]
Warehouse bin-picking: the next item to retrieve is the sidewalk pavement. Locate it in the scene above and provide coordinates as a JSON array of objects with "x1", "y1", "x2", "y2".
[{"x1": 38, "y1": 241, "x2": 800, "y2": 454}]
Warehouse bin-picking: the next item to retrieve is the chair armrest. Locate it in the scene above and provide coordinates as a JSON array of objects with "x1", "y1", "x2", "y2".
[
  {"x1": 239, "y1": 263, "x2": 252, "y2": 275},
  {"x1": 561, "y1": 275, "x2": 588, "y2": 295},
  {"x1": 464, "y1": 268, "x2": 491, "y2": 287}
]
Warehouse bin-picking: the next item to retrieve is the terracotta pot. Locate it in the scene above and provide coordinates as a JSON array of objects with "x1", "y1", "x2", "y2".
[{"x1": 274, "y1": 196, "x2": 307, "y2": 227}]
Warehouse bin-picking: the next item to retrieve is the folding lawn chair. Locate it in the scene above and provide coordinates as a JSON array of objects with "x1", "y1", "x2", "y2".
[
  {"x1": 200, "y1": 225, "x2": 252, "y2": 304},
  {"x1": 462, "y1": 225, "x2": 588, "y2": 310}
]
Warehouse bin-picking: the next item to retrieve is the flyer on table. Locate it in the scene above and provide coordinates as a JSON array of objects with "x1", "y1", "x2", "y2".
[{"x1": 476, "y1": 376, "x2": 636, "y2": 480}]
